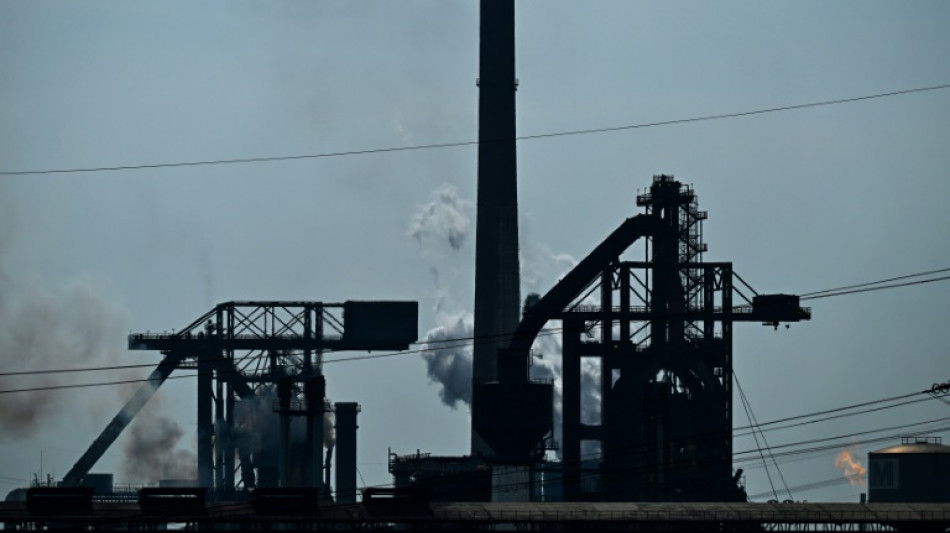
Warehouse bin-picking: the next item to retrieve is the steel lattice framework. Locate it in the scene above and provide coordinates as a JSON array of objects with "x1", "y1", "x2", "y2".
[
  {"x1": 63, "y1": 301, "x2": 416, "y2": 499},
  {"x1": 496, "y1": 176, "x2": 810, "y2": 501}
]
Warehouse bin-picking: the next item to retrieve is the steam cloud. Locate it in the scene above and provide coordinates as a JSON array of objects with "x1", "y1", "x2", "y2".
[
  {"x1": 407, "y1": 183, "x2": 472, "y2": 253},
  {"x1": 0, "y1": 278, "x2": 129, "y2": 437},
  {"x1": 122, "y1": 415, "x2": 197, "y2": 482},
  {"x1": 408, "y1": 183, "x2": 476, "y2": 408},
  {"x1": 406, "y1": 183, "x2": 603, "y2": 457},
  {"x1": 420, "y1": 312, "x2": 474, "y2": 409},
  {"x1": 406, "y1": 183, "x2": 602, "y2": 457},
  {"x1": 0, "y1": 195, "x2": 132, "y2": 439},
  {"x1": 323, "y1": 407, "x2": 336, "y2": 449}
]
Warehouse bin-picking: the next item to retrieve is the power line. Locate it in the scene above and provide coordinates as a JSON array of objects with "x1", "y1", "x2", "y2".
[
  {"x1": 801, "y1": 275, "x2": 950, "y2": 301},
  {"x1": 360, "y1": 418, "x2": 950, "y2": 502},
  {"x1": 739, "y1": 416, "x2": 950, "y2": 472},
  {"x1": 733, "y1": 391, "x2": 924, "y2": 431},
  {"x1": 0, "y1": 325, "x2": 562, "y2": 379},
  {"x1": 2, "y1": 84, "x2": 948, "y2": 176},
  {"x1": 734, "y1": 423, "x2": 950, "y2": 460},
  {"x1": 733, "y1": 395, "x2": 938, "y2": 436},
  {"x1": 735, "y1": 373, "x2": 792, "y2": 501},
  {"x1": 735, "y1": 425, "x2": 950, "y2": 466},
  {"x1": 800, "y1": 267, "x2": 950, "y2": 297},
  {"x1": 1, "y1": 267, "x2": 949, "y2": 393}
]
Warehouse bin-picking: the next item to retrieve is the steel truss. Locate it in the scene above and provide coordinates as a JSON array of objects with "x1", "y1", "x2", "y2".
[{"x1": 63, "y1": 300, "x2": 416, "y2": 499}]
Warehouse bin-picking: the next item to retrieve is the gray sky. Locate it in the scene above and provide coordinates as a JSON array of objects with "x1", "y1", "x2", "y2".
[{"x1": 1, "y1": 1, "x2": 948, "y2": 502}]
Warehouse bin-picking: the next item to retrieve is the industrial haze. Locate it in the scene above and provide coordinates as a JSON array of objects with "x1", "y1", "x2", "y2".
[{"x1": 1, "y1": 0, "x2": 949, "y2": 502}]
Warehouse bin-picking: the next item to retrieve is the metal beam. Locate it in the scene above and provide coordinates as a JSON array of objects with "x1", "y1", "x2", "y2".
[{"x1": 62, "y1": 353, "x2": 186, "y2": 486}]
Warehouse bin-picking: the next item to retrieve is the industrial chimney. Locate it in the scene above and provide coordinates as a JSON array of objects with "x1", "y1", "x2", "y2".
[{"x1": 472, "y1": 0, "x2": 521, "y2": 455}]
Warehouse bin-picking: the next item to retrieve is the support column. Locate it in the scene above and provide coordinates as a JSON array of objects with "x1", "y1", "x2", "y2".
[
  {"x1": 214, "y1": 376, "x2": 224, "y2": 493},
  {"x1": 305, "y1": 376, "x2": 326, "y2": 492},
  {"x1": 600, "y1": 269, "x2": 612, "y2": 433},
  {"x1": 562, "y1": 318, "x2": 582, "y2": 501},
  {"x1": 722, "y1": 266, "x2": 734, "y2": 464},
  {"x1": 277, "y1": 377, "x2": 292, "y2": 488},
  {"x1": 197, "y1": 352, "x2": 214, "y2": 489},
  {"x1": 223, "y1": 381, "x2": 234, "y2": 492}
]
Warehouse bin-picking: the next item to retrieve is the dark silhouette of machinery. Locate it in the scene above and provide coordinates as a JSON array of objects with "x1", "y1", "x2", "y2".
[
  {"x1": 59, "y1": 0, "x2": 809, "y2": 506},
  {"x1": 491, "y1": 175, "x2": 810, "y2": 501},
  {"x1": 61, "y1": 300, "x2": 417, "y2": 500}
]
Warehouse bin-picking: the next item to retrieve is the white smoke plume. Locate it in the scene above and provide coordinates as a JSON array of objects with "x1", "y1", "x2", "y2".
[
  {"x1": 121, "y1": 415, "x2": 197, "y2": 482},
  {"x1": 407, "y1": 183, "x2": 472, "y2": 254},
  {"x1": 408, "y1": 183, "x2": 476, "y2": 409},
  {"x1": 521, "y1": 244, "x2": 580, "y2": 298},
  {"x1": 420, "y1": 311, "x2": 474, "y2": 409},
  {"x1": 322, "y1": 405, "x2": 336, "y2": 449},
  {"x1": 406, "y1": 184, "x2": 604, "y2": 445}
]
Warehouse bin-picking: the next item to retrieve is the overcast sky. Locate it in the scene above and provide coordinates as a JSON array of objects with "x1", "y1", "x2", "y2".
[{"x1": 1, "y1": 1, "x2": 949, "y2": 502}]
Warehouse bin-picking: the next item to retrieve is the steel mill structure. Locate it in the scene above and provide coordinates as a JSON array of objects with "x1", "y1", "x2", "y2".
[
  {"x1": 508, "y1": 175, "x2": 811, "y2": 501},
  {"x1": 464, "y1": 0, "x2": 811, "y2": 503},
  {"x1": 60, "y1": 301, "x2": 417, "y2": 500},
  {"x1": 10, "y1": 0, "x2": 950, "y2": 530}
]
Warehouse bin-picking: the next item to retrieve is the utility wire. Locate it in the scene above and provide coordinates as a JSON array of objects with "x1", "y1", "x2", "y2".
[
  {"x1": 736, "y1": 375, "x2": 780, "y2": 501},
  {"x1": 0, "y1": 325, "x2": 565, "y2": 379},
  {"x1": 733, "y1": 395, "x2": 938, "y2": 436},
  {"x1": 733, "y1": 391, "x2": 924, "y2": 430},
  {"x1": 3, "y1": 266, "x2": 949, "y2": 380},
  {"x1": 1, "y1": 84, "x2": 948, "y2": 176},
  {"x1": 735, "y1": 373, "x2": 793, "y2": 501},
  {"x1": 739, "y1": 416, "x2": 950, "y2": 472},
  {"x1": 800, "y1": 267, "x2": 950, "y2": 297},
  {"x1": 0, "y1": 266, "x2": 946, "y2": 406},
  {"x1": 801, "y1": 275, "x2": 950, "y2": 301}
]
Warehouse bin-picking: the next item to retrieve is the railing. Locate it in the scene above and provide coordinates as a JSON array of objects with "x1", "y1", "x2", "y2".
[
  {"x1": 562, "y1": 305, "x2": 761, "y2": 315},
  {"x1": 902, "y1": 435, "x2": 942, "y2": 445},
  {"x1": 129, "y1": 332, "x2": 344, "y2": 343}
]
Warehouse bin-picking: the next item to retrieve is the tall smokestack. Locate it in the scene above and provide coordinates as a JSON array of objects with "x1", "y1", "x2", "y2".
[{"x1": 472, "y1": 0, "x2": 520, "y2": 454}]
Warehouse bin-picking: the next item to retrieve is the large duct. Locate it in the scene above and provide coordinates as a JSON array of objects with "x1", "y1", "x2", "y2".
[{"x1": 472, "y1": 0, "x2": 520, "y2": 455}]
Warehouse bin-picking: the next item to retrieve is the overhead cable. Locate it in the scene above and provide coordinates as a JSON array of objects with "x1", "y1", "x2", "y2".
[
  {"x1": 4, "y1": 266, "x2": 949, "y2": 380},
  {"x1": 1, "y1": 84, "x2": 947, "y2": 176},
  {"x1": 800, "y1": 266, "x2": 950, "y2": 298}
]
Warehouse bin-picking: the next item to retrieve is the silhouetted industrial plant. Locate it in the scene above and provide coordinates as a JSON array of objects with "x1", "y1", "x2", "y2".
[{"x1": 3, "y1": 1, "x2": 948, "y2": 530}]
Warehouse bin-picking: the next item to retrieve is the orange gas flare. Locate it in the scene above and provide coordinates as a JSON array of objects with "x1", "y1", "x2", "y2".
[{"x1": 834, "y1": 449, "x2": 867, "y2": 486}]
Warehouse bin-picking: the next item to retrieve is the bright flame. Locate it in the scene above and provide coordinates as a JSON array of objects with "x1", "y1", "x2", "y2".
[{"x1": 834, "y1": 449, "x2": 867, "y2": 486}]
